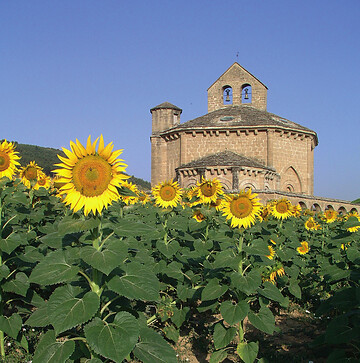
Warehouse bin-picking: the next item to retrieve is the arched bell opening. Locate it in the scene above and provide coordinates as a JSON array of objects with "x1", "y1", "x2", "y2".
[
  {"x1": 241, "y1": 84, "x2": 252, "y2": 104},
  {"x1": 223, "y1": 85, "x2": 233, "y2": 105}
]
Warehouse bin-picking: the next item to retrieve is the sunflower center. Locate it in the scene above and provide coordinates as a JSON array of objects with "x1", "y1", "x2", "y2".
[
  {"x1": 230, "y1": 196, "x2": 253, "y2": 218},
  {"x1": 200, "y1": 183, "x2": 216, "y2": 197},
  {"x1": 72, "y1": 155, "x2": 112, "y2": 197},
  {"x1": 38, "y1": 178, "x2": 46, "y2": 186},
  {"x1": 159, "y1": 185, "x2": 176, "y2": 201},
  {"x1": 307, "y1": 220, "x2": 315, "y2": 228},
  {"x1": 0, "y1": 152, "x2": 10, "y2": 171},
  {"x1": 276, "y1": 201, "x2": 289, "y2": 214},
  {"x1": 24, "y1": 167, "x2": 38, "y2": 181}
]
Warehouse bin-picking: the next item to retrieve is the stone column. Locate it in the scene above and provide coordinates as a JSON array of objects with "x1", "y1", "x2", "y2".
[
  {"x1": 267, "y1": 129, "x2": 274, "y2": 168},
  {"x1": 232, "y1": 167, "x2": 240, "y2": 191},
  {"x1": 197, "y1": 168, "x2": 206, "y2": 182}
]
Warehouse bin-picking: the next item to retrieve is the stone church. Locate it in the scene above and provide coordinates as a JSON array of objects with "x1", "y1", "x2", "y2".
[{"x1": 150, "y1": 62, "x2": 318, "y2": 196}]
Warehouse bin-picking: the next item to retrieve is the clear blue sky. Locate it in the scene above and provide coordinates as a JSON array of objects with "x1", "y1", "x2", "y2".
[{"x1": 1, "y1": 1, "x2": 359, "y2": 201}]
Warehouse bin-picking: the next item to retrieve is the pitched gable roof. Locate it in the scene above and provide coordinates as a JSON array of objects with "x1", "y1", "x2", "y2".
[{"x1": 207, "y1": 62, "x2": 268, "y2": 91}]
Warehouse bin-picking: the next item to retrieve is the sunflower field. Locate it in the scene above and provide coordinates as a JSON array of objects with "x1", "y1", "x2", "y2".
[{"x1": 0, "y1": 137, "x2": 359, "y2": 363}]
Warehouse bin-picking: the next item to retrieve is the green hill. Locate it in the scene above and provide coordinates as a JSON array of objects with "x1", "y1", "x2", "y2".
[{"x1": 9, "y1": 142, "x2": 151, "y2": 191}]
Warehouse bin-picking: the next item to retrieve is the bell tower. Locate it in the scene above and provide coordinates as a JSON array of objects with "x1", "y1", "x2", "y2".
[{"x1": 207, "y1": 62, "x2": 268, "y2": 112}]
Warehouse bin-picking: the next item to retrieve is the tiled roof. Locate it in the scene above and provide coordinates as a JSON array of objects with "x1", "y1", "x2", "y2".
[
  {"x1": 150, "y1": 102, "x2": 182, "y2": 112},
  {"x1": 169, "y1": 105, "x2": 317, "y2": 143},
  {"x1": 177, "y1": 150, "x2": 275, "y2": 171}
]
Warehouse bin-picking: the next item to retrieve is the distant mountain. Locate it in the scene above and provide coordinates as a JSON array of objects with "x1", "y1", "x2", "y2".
[{"x1": 10, "y1": 142, "x2": 151, "y2": 191}]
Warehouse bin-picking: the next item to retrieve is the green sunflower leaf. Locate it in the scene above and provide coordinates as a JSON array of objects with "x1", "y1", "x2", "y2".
[
  {"x1": 0, "y1": 232, "x2": 27, "y2": 254},
  {"x1": 80, "y1": 241, "x2": 127, "y2": 275},
  {"x1": 156, "y1": 240, "x2": 180, "y2": 259},
  {"x1": 114, "y1": 219, "x2": 157, "y2": 237},
  {"x1": 220, "y1": 300, "x2": 249, "y2": 325},
  {"x1": 33, "y1": 330, "x2": 75, "y2": 363},
  {"x1": 257, "y1": 281, "x2": 286, "y2": 304},
  {"x1": 201, "y1": 279, "x2": 228, "y2": 301},
  {"x1": 213, "y1": 322, "x2": 237, "y2": 350},
  {"x1": 0, "y1": 313, "x2": 22, "y2": 339},
  {"x1": 133, "y1": 326, "x2": 177, "y2": 363},
  {"x1": 26, "y1": 303, "x2": 50, "y2": 328},
  {"x1": 231, "y1": 269, "x2": 261, "y2": 295},
  {"x1": 47, "y1": 285, "x2": 100, "y2": 335},
  {"x1": 84, "y1": 312, "x2": 139, "y2": 363},
  {"x1": 2, "y1": 272, "x2": 29, "y2": 296},
  {"x1": 29, "y1": 250, "x2": 79, "y2": 285},
  {"x1": 248, "y1": 306, "x2": 276, "y2": 335},
  {"x1": 57, "y1": 215, "x2": 101, "y2": 235},
  {"x1": 209, "y1": 349, "x2": 228, "y2": 363},
  {"x1": 107, "y1": 262, "x2": 160, "y2": 301},
  {"x1": 236, "y1": 341, "x2": 259, "y2": 363}
]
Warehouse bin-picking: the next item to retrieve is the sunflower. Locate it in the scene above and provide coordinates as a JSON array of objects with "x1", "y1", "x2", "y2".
[
  {"x1": 138, "y1": 191, "x2": 151, "y2": 205},
  {"x1": 33, "y1": 172, "x2": 51, "y2": 190},
  {"x1": 265, "y1": 245, "x2": 275, "y2": 260},
  {"x1": 53, "y1": 135, "x2": 128, "y2": 216},
  {"x1": 196, "y1": 178, "x2": 223, "y2": 204},
  {"x1": 0, "y1": 139, "x2": 21, "y2": 180},
  {"x1": 193, "y1": 209, "x2": 206, "y2": 223},
  {"x1": 275, "y1": 265, "x2": 285, "y2": 277},
  {"x1": 209, "y1": 197, "x2": 225, "y2": 211},
  {"x1": 20, "y1": 161, "x2": 43, "y2": 188},
  {"x1": 297, "y1": 241, "x2": 309, "y2": 255},
  {"x1": 221, "y1": 189, "x2": 262, "y2": 229},
  {"x1": 152, "y1": 179, "x2": 183, "y2": 209},
  {"x1": 270, "y1": 198, "x2": 293, "y2": 220},
  {"x1": 323, "y1": 209, "x2": 337, "y2": 223},
  {"x1": 118, "y1": 181, "x2": 139, "y2": 205},
  {"x1": 345, "y1": 212, "x2": 360, "y2": 232},
  {"x1": 304, "y1": 217, "x2": 320, "y2": 231},
  {"x1": 291, "y1": 204, "x2": 302, "y2": 217}
]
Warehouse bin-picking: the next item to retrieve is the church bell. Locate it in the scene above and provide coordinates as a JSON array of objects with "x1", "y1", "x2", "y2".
[
  {"x1": 244, "y1": 88, "x2": 249, "y2": 100},
  {"x1": 225, "y1": 89, "x2": 231, "y2": 102}
]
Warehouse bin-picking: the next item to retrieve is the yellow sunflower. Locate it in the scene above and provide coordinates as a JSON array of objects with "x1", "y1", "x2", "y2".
[
  {"x1": 297, "y1": 241, "x2": 309, "y2": 255},
  {"x1": 262, "y1": 264, "x2": 285, "y2": 284},
  {"x1": 265, "y1": 245, "x2": 275, "y2": 260},
  {"x1": 304, "y1": 217, "x2": 320, "y2": 231},
  {"x1": 118, "y1": 181, "x2": 139, "y2": 205},
  {"x1": 323, "y1": 209, "x2": 337, "y2": 223},
  {"x1": 196, "y1": 178, "x2": 223, "y2": 204},
  {"x1": 33, "y1": 172, "x2": 51, "y2": 190},
  {"x1": 270, "y1": 198, "x2": 293, "y2": 220},
  {"x1": 345, "y1": 212, "x2": 360, "y2": 232},
  {"x1": 291, "y1": 204, "x2": 302, "y2": 217},
  {"x1": 20, "y1": 161, "x2": 43, "y2": 188},
  {"x1": 209, "y1": 197, "x2": 225, "y2": 211},
  {"x1": 193, "y1": 209, "x2": 206, "y2": 223},
  {"x1": 152, "y1": 179, "x2": 183, "y2": 209},
  {"x1": 221, "y1": 189, "x2": 262, "y2": 229},
  {"x1": 138, "y1": 192, "x2": 151, "y2": 205},
  {"x1": 0, "y1": 139, "x2": 21, "y2": 180},
  {"x1": 53, "y1": 135, "x2": 128, "y2": 216}
]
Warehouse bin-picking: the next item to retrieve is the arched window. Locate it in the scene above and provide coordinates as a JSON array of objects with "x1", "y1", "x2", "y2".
[
  {"x1": 299, "y1": 201, "x2": 307, "y2": 210},
  {"x1": 311, "y1": 203, "x2": 321, "y2": 213},
  {"x1": 338, "y1": 206, "x2": 347, "y2": 215},
  {"x1": 241, "y1": 84, "x2": 252, "y2": 103},
  {"x1": 223, "y1": 86, "x2": 233, "y2": 105}
]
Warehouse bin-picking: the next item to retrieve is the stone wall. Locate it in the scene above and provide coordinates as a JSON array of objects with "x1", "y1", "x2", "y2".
[{"x1": 207, "y1": 63, "x2": 268, "y2": 112}]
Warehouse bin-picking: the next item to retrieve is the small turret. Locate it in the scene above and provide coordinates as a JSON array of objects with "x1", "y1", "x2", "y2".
[{"x1": 150, "y1": 102, "x2": 182, "y2": 134}]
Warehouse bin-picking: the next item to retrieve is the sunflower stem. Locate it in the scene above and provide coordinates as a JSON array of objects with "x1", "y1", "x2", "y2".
[
  {"x1": 238, "y1": 231, "x2": 244, "y2": 275},
  {"x1": 238, "y1": 319, "x2": 245, "y2": 343},
  {"x1": 163, "y1": 215, "x2": 169, "y2": 245}
]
